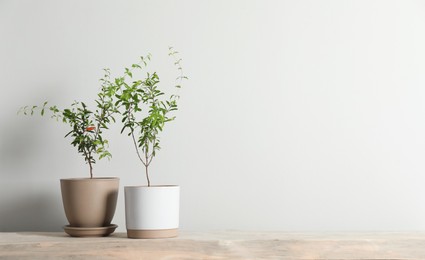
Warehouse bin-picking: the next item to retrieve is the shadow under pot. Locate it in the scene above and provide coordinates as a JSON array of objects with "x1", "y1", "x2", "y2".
[
  {"x1": 125, "y1": 185, "x2": 180, "y2": 239},
  {"x1": 60, "y1": 177, "x2": 119, "y2": 237}
]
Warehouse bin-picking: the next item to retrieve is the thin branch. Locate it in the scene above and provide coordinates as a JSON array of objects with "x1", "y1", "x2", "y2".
[
  {"x1": 131, "y1": 130, "x2": 146, "y2": 166},
  {"x1": 147, "y1": 139, "x2": 156, "y2": 166},
  {"x1": 128, "y1": 105, "x2": 146, "y2": 166},
  {"x1": 144, "y1": 141, "x2": 151, "y2": 187},
  {"x1": 82, "y1": 147, "x2": 93, "y2": 179}
]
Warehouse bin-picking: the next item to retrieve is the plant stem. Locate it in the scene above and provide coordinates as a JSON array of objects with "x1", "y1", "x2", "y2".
[
  {"x1": 130, "y1": 126, "x2": 150, "y2": 186},
  {"x1": 131, "y1": 130, "x2": 145, "y2": 166},
  {"x1": 88, "y1": 159, "x2": 93, "y2": 179},
  {"x1": 127, "y1": 106, "x2": 151, "y2": 186},
  {"x1": 145, "y1": 146, "x2": 151, "y2": 187},
  {"x1": 145, "y1": 163, "x2": 150, "y2": 187},
  {"x1": 83, "y1": 148, "x2": 93, "y2": 179}
]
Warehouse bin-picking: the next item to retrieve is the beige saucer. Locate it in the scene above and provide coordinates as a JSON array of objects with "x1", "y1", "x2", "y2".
[{"x1": 63, "y1": 224, "x2": 118, "y2": 237}]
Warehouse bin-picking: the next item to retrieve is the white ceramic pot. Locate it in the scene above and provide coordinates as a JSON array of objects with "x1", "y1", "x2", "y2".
[{"x1": 124, "y1": 185, "x2": 180, "y2": 239}]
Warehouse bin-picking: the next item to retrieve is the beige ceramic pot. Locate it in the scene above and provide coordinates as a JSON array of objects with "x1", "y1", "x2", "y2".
[{"x1": 60, "y1": 177, "x2": 119, "y2": 228}]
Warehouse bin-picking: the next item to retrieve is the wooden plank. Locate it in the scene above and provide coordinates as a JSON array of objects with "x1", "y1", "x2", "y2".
[{"x1": 1, "y1": 232, "x2": 425, "y2": 259}]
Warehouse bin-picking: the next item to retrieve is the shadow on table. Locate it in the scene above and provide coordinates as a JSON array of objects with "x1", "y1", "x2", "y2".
[
  {"x1": 16, "y1": 232, "x2": 128, "y2": 239},
  {"x1": 18, "y1": 232, "x2": 69, "y2": 238}
]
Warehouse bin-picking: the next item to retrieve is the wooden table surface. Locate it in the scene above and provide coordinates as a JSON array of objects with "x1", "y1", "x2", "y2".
[{"x1": 1, "y1": 231, "x2": 425, "y2": 259}]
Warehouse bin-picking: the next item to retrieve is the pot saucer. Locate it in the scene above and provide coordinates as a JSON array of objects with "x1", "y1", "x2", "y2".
[{"x1": 63, "y1": 224, "x2": 118, "y2": 237}]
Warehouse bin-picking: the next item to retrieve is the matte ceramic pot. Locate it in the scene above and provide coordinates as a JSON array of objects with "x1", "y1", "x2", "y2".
[
  {"x1": 60, "y1": 177, "x2": 119, "y2": 228},
  {"x1": 125, "y1": 185, "x2": 180, "y2": 239}
]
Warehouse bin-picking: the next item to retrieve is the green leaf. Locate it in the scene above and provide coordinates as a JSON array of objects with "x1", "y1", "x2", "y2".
[{"x1": 120, "y1": 125, "x2": 127, "y2": 134}]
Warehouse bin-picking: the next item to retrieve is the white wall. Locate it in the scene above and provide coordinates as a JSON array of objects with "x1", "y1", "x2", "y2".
[{"x1": 1, "y1": 0, "x2": 425, "y2": 232}]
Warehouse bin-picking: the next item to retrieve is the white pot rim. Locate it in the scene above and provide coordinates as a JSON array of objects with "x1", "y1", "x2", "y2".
[
  {"x1": 124, "y1": 184, "x2": 180, "y2": 231},
  {"x1": 125, "y1": 185, "x2": 179, "y2": 189}
]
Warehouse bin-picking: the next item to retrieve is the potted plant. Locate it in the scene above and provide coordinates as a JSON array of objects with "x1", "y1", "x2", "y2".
[
  {"x1": 20, "y1": 70, "x2": 120, "y2": 237},
  {"x1": 113, "y1": 48, "x2": 187, "y2": 238}
]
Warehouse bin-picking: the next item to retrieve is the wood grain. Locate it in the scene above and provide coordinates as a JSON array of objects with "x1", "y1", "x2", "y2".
[{"x1": 1, "y1": 231, "x2": 425, "y2": 259}]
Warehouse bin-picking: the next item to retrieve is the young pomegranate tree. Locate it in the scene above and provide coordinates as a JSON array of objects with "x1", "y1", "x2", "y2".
[
  {"x1": 114, "y1": 48, "x2": 187, "y2": 186},
  {"x1": 20, "y1": 70, "x2": 118, "y2": 178}
]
